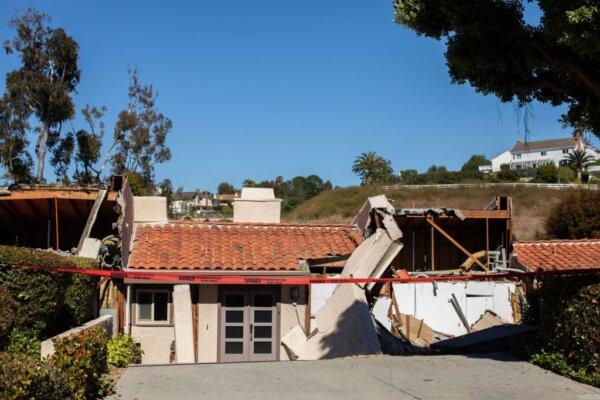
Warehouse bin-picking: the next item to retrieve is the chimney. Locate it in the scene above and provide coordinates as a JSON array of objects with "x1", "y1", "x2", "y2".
[{"x1": 233, "y1": 188, "x2": 281, "y2": 223}]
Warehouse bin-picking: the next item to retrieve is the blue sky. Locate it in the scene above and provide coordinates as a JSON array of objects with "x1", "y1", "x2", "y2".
[{"x1": 0, "y1": 1, "x2": 583, "y2": 190}]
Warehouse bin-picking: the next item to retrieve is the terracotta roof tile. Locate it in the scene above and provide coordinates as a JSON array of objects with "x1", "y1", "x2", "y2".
[
  {"x1": 513, "y1": 239, "x2": 600, "y2": 271},
  {"x1": 128, "y1": 221, "x2": 363, "y2": 271}
]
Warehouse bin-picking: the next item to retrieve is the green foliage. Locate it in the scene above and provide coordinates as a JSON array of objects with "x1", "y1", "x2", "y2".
[
  {"x1": 217, "y1": 182, "x2": 236, "y2": 194},
  {"x1": 124, "y1": 171, "x2": 155, "y2": 196},
  {"x1": 352, "y1": 151, "x2": 394, "y2": 185},
  {"x1": 545, "y1": 190, "x2": 600, "y2": 239},
  {"x1": 2, "y1": 8, "x2": 81, "y2": 181},
  {"x1": 0, "y1": 245, "x2": 98, "y2": 345},
  {"x1": 0, "y1": 285, "x2": 14, "y2": 345},
  {"x1": 112, "y1": 69, "x2": 172, "y2": 187},
  {"x1": 394, "y1": 1, "x2": 600, "y2": 138},
  {"x1": 51, "y1": 326, "x2": 111, "y2": 399},
  {"x1": 239, "y1": 174, "x2": 333, "y2": 213},
  {"x1": 0, "y1": 326, "x2": 113, "y2": 400},
  {"x1": 7, "y1": 328, "x2": 41, "y2": 357},
  {"x1": 520, "y1": 276, "x2": 600, "y2": 387},
  {"x1": 461, "y1": 154, "x2": 491, "y2": 171},
  {"x1": 535, "y1": 164, "x2": 558, "y2": 183},
  {"x1": 495, "y1": 164, "x2": 520, "y2": 182},
  {"x1": 107, "y1": 334, "x2": 143, "y2": 367},
  {"x1": 567, "y1": 148, "x2": 595, "y2": 174},
  {"x1": 557, "y1": 166, "x2": 575, "y2": 183},
  {"x1": 0, "y1": 352, "x2": 73, "y2": 400}
]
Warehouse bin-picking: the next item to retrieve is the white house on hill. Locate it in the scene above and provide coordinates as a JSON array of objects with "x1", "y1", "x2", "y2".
[{"x1": 480, "y1": 136, "x2": 600, "y2": 173}]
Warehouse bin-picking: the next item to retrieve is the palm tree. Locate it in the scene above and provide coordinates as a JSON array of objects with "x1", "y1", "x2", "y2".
[
  {"x1": 566, "y1": 148, "x2": 594, "y2": 181},
  {"x1": 352, "y1": 151, "x2": 393, "y2": 185}
]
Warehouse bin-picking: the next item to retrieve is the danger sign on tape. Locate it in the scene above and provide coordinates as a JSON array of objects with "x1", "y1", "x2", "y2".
[{"x1": 9, "y1": 264, "x2": 600, "y2": 285}]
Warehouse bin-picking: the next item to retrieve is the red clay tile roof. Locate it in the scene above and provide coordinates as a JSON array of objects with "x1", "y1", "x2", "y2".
[
  {"x1": 512, "y1": 239, "x2": 600, "y2": 271},
  {"x1": 128, "y1": 221, "x2": 363, "y2": 271}
]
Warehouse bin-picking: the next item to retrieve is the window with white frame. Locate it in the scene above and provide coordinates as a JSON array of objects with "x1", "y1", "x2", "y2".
[
  {"x1": 136, "y1": 288, "x2": 171, "y2": 324},
  {"x1": 541, "y1": 151, "x2": 547, "y2": 156},
  {"x1": 562, "y1": 148, "x2": 570, "y2": 154}
]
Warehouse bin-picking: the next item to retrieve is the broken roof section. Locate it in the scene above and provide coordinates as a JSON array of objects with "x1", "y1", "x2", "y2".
[
  {"x1": 0, "y1": 180, "x2": 121, "y2": 251},
  {"x1": 512, "y1": 239, "x2": 600, "y2": 271}
]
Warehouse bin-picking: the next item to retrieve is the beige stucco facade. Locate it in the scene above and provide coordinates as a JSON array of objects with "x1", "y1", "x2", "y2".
[
  {"x1": 129, "y1": 283, "x2": 308, "y2": 364},
  {"x1": 131, "y1": 325, "x2": 175, "y2": 364}
]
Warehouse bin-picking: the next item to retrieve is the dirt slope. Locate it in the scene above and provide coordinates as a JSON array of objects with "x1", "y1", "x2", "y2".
[{"x1": 284, "y1": 186, "x2": 581, "y2": 240}]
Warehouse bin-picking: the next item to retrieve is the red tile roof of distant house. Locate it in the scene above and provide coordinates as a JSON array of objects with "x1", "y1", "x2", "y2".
[
  {"x1": 127, "y1": 221, "x2": 363, "y2": 271},
  {"x1": 512, "y1": 239, "x2": 600, "y2": 271}
]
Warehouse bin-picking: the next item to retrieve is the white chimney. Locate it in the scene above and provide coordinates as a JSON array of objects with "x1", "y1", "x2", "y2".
[{"x1": 233, "y1": 188, "x2": 281, "y2": 223}]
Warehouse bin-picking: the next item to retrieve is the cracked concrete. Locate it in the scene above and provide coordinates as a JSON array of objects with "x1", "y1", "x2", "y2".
[{"x1": 108, "y1": 353, "x2": 600, "y2": 400}]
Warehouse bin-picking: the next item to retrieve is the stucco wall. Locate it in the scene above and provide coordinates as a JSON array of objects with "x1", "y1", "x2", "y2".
[
  {"x1": 197, "y1": 285, "x2": 219, "y2": 363},
  {"x1": 131, "y1": 325, "x2": 175, "y2": 364},
  {"x1": 233, "y1": 199, "x2": 281, "y2": 223},
  {"x1": 279, "y1": 286, "x2": 308, "y2": 360}
]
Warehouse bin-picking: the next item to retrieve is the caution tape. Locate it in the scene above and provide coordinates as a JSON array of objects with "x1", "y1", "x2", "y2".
[{"x1": 7, "y1": 264, "x2": 600, "y2": 285}]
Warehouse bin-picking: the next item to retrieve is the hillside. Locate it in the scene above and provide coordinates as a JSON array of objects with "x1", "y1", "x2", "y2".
[{"x1": 283, "y1": 185, "x2": 583, "y2": 240}]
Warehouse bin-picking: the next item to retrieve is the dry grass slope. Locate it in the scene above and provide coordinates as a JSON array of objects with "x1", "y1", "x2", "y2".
[{"x1": 284, "y1": 186, "x2": 584, "y2": 240}]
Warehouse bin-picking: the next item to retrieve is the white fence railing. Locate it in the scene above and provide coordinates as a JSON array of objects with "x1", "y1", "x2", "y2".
[{"x1": 381, "y1": 183, "x2": 600, "y2": 191}]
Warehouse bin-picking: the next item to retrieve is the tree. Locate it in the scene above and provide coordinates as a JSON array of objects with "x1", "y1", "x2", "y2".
[
  {"x1": 545, "y1": 190, "x2": 600, "y2": 239},
  {"x1": 0, "y1": 98, "x2": 31, "y2": 182},
  {"x1": 394, "y1": 1, "x2": 600, "y2": 138},
  {"x1": 352, "y1": 151, "x2": 393, "y2": 185},
  {"x1": 158, "y1": 179, "x2": 174, "y2": 216},
  {"x1": 243, "y1": 179, "x2": 256, "y2": 188},
  {"x1": 2, "y1": 8, "x2": 80, "y2": 181},
  {"x1": 461, "y1": 154, "x2": 491, "y2": 172},
  {"x1": 566, "y1": 148, "x2": 594, "y2": 180},
  {"x1": 426, "y1": 165, "x2": 447, "y2": 174},
  {"x1": 398, "y1": 169, "x2": 420, "y2": 184},
  {"x1": 111, "y1": 69, "x2": 172, "y2": 193},
  {"x1": 536, "y1": 164, "x2": 558, "y2": 183},
  {"x1": 217, "y1": 182, "x2": 236, "y2": 194},
  {"x1": 51, "y1": 104, "x2": 106, "y2": 185}
]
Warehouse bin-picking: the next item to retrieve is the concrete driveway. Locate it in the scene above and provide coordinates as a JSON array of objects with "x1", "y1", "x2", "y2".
[{"x1": 108, "y1": 353, "x2": 600, "y2": 400}]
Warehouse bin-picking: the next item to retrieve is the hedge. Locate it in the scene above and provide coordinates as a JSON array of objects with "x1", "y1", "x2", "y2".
[
  {"x1": 0, "y1": 245, "x2": 99, "y2": 350},
  {"x1": 521, "y1": 275, "x2": 600, "y2": 386},
  {"x1": 0, "y1": 326, "x2": 113, "y2": 400}
]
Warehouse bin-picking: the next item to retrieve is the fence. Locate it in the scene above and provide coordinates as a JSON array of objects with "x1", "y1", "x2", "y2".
[{"x1": 381, "y1": 183, "x2": 600, "y2": 191}]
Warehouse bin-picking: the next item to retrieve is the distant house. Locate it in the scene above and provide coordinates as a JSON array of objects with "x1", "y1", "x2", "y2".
[
  {"x1": 479, "y1": 136, "x2": 600, "y2": 173},
  {"x1": 171, "y1": 190, "x2": 215, "y2": 216}
]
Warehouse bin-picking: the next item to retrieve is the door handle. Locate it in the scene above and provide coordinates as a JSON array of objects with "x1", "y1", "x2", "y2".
[{"x1": 250, "y1": 324, "x2": 253, "y2": 341}]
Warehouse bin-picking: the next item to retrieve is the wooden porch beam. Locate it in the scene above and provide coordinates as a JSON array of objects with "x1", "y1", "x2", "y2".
[{"x1": 426, "y1": 216, "x2": 487, "y2": 270}]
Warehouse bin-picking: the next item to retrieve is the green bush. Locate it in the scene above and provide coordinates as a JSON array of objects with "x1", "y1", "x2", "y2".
[
  {"x1": 108, "y1": 334, "x2": 143, "y2": 367},
  {"x1": 557, "y1": 166, "x2": 575, "y2": 183},
  {"x1": 51, "y1": 326, "x2": 111, "y2": 400},
  {"x1": 0, "y1": 285, "x2": 15, "y2": 346},
  {"x1": 0, "y1": 246, "x2": 99, "y2": 346},
  {"x1": 519, "y1": 276, "x2": 600, "y2": 387},
  {"x1": 7, "y1": 328, "x2": 41, "y2": 357},
  {"x1": 535, "y1": 164, "x2": 558, "y2": 183},
  {"x1": 544, "y1": 190, "x2": 600, "y2": 239},
  {"x1": 0, "y1": 352, "x2": 73, "y2": 400},
  {"x1": 497, "y1": 164, "x2": 520, "y2": 182},
  {"x1": 0, "y1": 326, "x2": 113, "y2": 400}
]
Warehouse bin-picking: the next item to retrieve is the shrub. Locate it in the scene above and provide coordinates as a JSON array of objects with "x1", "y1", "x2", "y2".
[
  {"x1": 518, "y1": 276, "x2": 600, "y2": 387},
  {"x1": 497, "y1": 164, "x2": 519, "y2": 182},
  {"x1": 545, "y1": 190, "x2": 600, "y2": 239},
  {"x1": 108, "y1": 334, "x2": 143, "y2": 367},
  {"x1": 0, "y1": 285, "x2": 15, "y2": 346},
  {"x1": 0, "y1": 352, "x2": 73, "y2": 400},
  {"x1": 535, "y1": 164, "x2": 558, "y2": 183},
  {"x1": 0, "y1": 246, "x2": 99, "y2": 345},
  {"x1": 556, "y1": 166, "x2": 575, "y2": 183},
  {"x1": 7, "y1": 328, "x2": 41, "y2": 357},
  {"x1": 51, "y1": 326, "x2": 111, "y2": 399}
]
